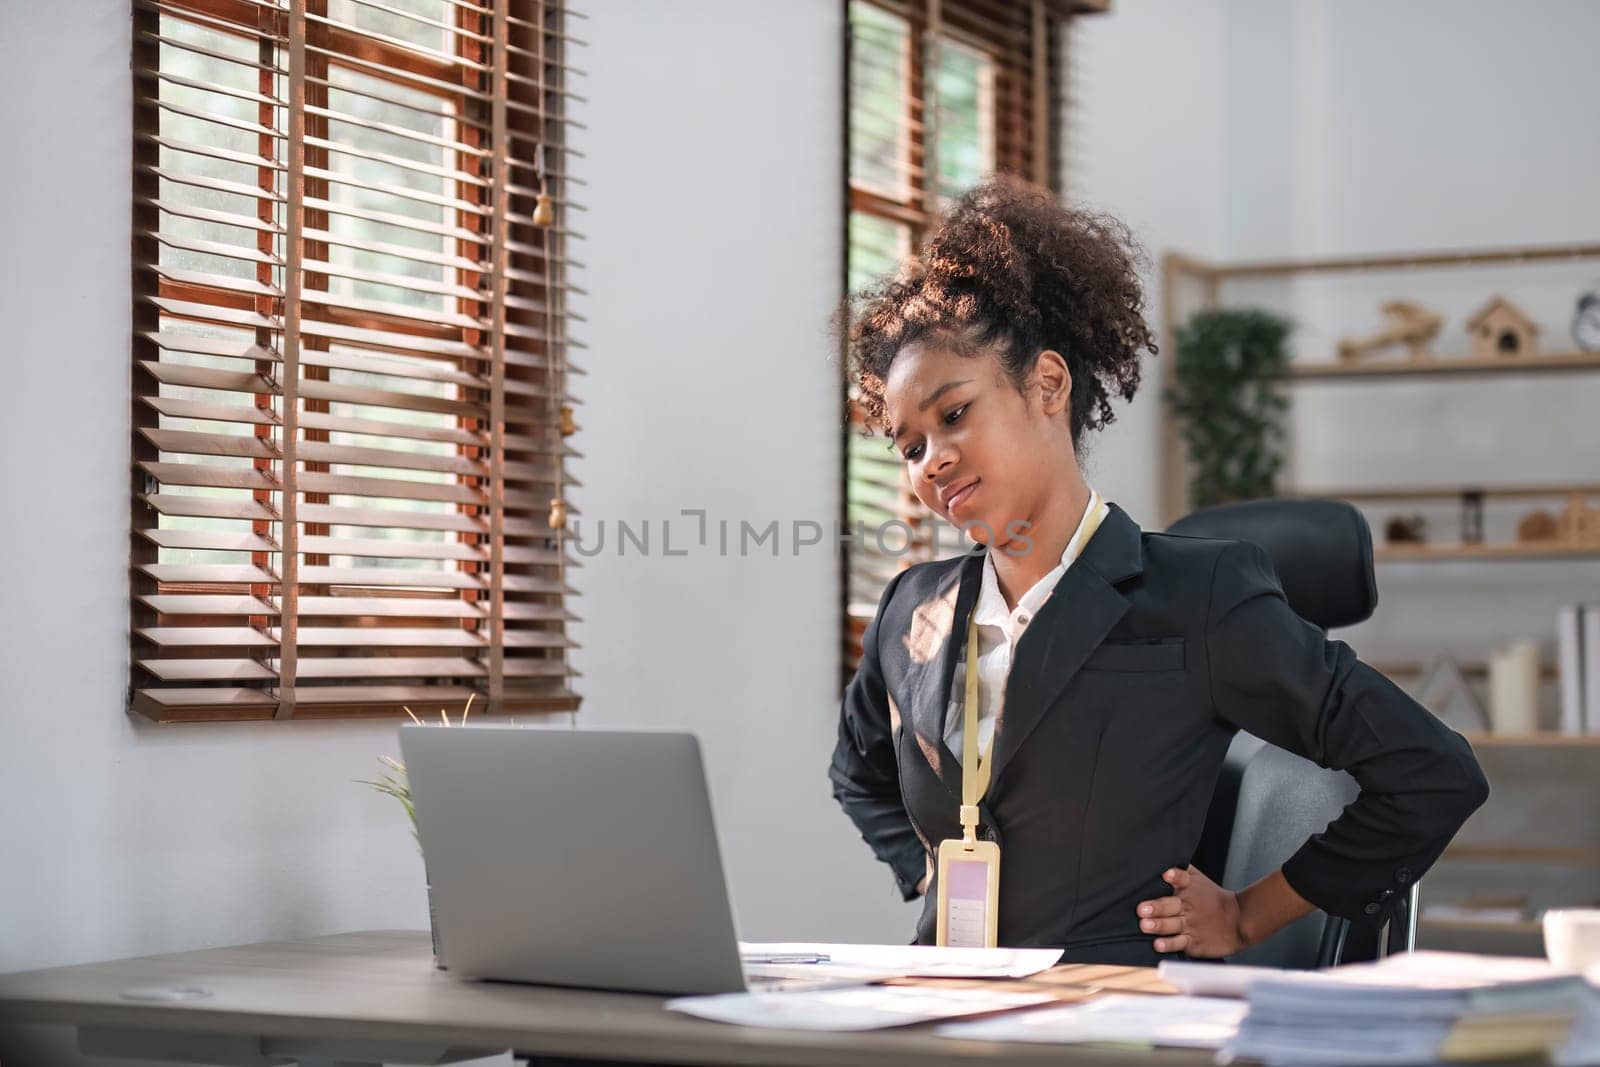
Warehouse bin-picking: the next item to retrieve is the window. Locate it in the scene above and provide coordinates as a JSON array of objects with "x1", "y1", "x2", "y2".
[
  {"x1": 842, "y1": 0, "x2": 1086, "y2": 679},
  {"x1": 130, "y1": 0, "x2": 584, "y2": 722}
]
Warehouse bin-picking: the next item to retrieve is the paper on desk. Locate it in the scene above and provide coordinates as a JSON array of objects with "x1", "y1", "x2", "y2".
[
  {"x1": 1159, "y1": 960, "x2": 1323, "y2": 998},
  {"x1": 738, "y1": 942, "x2": 1063, "y2": 983},
  {"x1": 1161, "y1": 951, "x2": 1570, "y2": 1000},
  {"x1": 938, "y1": 993, "x2": 1248, "y2": 1049},
  {"x1": 667, "y1": 983, "x2": 1058, "y2": 1031}
]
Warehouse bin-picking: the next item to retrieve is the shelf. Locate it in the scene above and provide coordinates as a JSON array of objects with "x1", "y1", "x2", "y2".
[
  {"x1": 1375, "y1": 542, "x2": 1600, "y2": 561},
  {"x1": 1176, "y1": 242, "x2": 1600, "y2": 281},
  {"x1": 1444, "y1": 844, "x2": 1600, "y2": 865},
  {"x1": 1286, "y1": 483, "x2": 1600, "y2": 503},
  {"x1": 1157, "y1": 241, "x2": 1600, "y2": 524},
  {"x1": 1460, "y1": 733, "x2": 1600, "y2": 748},
  {"x1": 1373, "y1": 662, "x2": 1558, "y2": 681},
  {"x1": 1421, "y1": 916, "x2": 1544, "y2": 935},
  {"x1": 1285, "y1": 350, "x2": 1600, "y2": 382}
]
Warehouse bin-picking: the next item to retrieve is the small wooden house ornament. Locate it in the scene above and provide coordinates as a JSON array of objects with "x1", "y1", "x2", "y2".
[
  {"x1": 1558, "y1": 493, "x2": 1600, "y2": 545},
  {"x1": 1467, "y1": 296, "x2": 1540, "y2": 359}
]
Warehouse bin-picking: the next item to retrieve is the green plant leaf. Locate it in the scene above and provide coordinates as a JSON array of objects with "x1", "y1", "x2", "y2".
[{"x1": 1169, "y1": 308, "x2": 1293, "y2": 509}]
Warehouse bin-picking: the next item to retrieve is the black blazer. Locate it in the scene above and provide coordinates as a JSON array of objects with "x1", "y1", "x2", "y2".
[{"x1": 830, "y1": 503, "x2": 1489, "y2": 965}]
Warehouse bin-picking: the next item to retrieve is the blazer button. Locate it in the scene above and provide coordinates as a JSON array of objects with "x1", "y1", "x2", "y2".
[
  {"x1": 983, "y1": 825, "x2": 997, "y2": 842},
  {"x1": 1395, "y1": 867, "x2": 1412, "y2": 885},
  {"x1": 1363, "y1": 902, "x2": 1381, "y2": 916}
]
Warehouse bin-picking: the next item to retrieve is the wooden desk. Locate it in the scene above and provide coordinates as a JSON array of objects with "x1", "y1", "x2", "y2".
[{"x1": 0, "y1": 931, "x2": 1207, "y2": 1067}]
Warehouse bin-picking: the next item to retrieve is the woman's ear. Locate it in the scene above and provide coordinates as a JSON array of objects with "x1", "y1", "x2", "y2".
[{"x1": 1033, "y1": 350, "x2": 1072, "y2": 416}]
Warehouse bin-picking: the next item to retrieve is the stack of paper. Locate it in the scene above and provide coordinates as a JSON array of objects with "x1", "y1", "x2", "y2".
[
  {"x1": 668, "y1": 983, "x2": 1060, "y2": 1031},
  {"x1": 736, "y1": 941, "x2": 1062, "y2": 985},
  {"x1": 667, "y1": 944, "x2": 1067, "y2": 1030},
  {"x1": 1209, "y1": 952, "x2": 1600, "y2": 1066},
  {"x1": 939, "y1": 993, "x2": 1247, "y2": 1049}
]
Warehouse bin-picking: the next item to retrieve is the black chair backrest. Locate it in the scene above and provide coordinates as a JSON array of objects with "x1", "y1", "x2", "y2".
[
  {"x1": 1166, "y1": 498, "x2": 1382, "y2": 968},
  {"x1": 1166, "y1": 497, "x2": 1378, "y2": 630}
]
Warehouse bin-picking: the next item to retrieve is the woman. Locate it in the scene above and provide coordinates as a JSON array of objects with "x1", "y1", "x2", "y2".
[{"x1": 829, "y1": 175, "x2": 1488, "y2": 964}]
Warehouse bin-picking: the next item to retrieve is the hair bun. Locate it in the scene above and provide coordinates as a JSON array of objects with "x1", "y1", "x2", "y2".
[{"x1": 841, "y1": 174, "x2": 1156, "y2": 449}]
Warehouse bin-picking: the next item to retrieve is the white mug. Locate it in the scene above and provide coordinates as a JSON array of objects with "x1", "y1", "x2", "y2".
[{"x1": 1542, "y1": 908, "x2": 1600, "y2": 972}]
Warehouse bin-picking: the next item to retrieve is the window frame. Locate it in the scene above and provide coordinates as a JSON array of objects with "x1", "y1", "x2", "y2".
[
  {"x1": 130, "y1": 0, "x2": 582, "y2": 722},
  {"x1": 839, "y1": 0, "x2": 1075, "y2": 682}
]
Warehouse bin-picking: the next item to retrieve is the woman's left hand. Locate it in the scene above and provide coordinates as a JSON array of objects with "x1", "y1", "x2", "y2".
[{"x1": 1136, "y1": 865, "x2": 1245, "y2": 957}]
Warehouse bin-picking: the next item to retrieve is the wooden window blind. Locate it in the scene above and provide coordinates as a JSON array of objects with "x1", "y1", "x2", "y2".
[
  {"x1": 130, "y1": 0, "x2": 585, "y2": 723},
  {"x1": 841, "y1": 0, "x2": 1102, "y2": 680}
]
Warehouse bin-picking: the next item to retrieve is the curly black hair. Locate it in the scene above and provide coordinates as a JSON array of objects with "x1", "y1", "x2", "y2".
[{"x1": 843, "y1": 174, "x2": 1157, "y2": 451}]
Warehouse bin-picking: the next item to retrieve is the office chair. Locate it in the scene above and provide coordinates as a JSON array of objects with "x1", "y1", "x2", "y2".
[{"x1": 1168, "y1": 498, "x2": 1417, "y2": 967}]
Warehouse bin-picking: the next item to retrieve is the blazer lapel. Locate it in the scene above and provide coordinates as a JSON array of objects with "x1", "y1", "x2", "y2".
[
  {"x1": 986, "y1": 503, "x2": 1146, "y2": 790},
  {"x1": 900, "y1": 550, "x2": 983, "y2": 800}
]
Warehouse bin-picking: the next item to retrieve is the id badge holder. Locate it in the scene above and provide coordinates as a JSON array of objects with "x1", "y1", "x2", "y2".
[{"x1": 935, "y1": 837, "x2": 1000, "y2": 949}]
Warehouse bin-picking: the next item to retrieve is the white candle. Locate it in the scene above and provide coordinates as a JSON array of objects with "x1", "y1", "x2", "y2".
[{"x1": 1488, "y1": 640, "x2": 1541, "y2": 735}]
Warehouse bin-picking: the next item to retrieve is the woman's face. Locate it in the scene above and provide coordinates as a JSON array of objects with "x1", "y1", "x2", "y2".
[{"x1": 881, "y1": 341, "x2": 1069, "y2": 549}]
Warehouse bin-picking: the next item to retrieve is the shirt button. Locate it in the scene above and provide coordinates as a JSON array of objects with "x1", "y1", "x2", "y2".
[
  {"x1": 1395, "y1": 867, "x2": 1412, "y2": 885},
  {"x1": 1017, "y1": 613, "x2": 1030, "y2": 626}
]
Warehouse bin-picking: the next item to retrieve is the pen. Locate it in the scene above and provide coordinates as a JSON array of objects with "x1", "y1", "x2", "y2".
[{"x1": 742, "y1": 953, "x2": 832, "y2": 964}]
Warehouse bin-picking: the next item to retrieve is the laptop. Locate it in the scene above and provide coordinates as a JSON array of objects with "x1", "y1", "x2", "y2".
[{"x1": 400, "y1": 724, "x2": 756, "y2": 995}]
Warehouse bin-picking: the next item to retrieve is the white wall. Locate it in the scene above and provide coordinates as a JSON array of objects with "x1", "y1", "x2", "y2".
[
  {"x1": 0, "y1": 10, "x2": 497, "y2": 1063},
  {"x1": 0, "y1": 1, "x2": 423, "y2": 977},
  {"x1": 568, "y1": 0, "x2": 917, "y2": 944},
  {"x1": 1248, "y1": 0, "x2": 1600, "y2": 687},
  {"x1": 1073, "y1": 0, "x2": 1600, "y2": 702},
  {"x1": 1068, "y1": 0, "x2": 1227, "y2": 527}
]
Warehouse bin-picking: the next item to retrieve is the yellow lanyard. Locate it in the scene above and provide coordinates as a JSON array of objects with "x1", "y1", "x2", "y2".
[
  {"x1": 958, "y1": 493, "x2": 1109, "y2": 844},
  {"x1": 959, "y1": 611, "x2": 989, "y2": 844}
]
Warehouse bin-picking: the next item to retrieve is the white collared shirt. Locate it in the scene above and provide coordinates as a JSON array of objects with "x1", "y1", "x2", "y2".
[{"x1": 945, "y1": 488, "x2": 1106, "y2": 766}]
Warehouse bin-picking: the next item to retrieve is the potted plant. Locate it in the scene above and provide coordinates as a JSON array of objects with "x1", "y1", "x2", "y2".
[
  {"x1": 1166, "y1": 308, "x2": 1293, "y2": 509},
  {"x1": 356, "y1": 697, "x2": 474, "y2": 967}
]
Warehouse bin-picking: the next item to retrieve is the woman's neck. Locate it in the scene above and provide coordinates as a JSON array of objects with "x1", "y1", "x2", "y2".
[{"x1": 990, "y1": 477, "x2": 1093, "y2": 611}]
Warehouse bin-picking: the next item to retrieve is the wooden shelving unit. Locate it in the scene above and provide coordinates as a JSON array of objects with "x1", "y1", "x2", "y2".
[
  {"x1": 1445, "y1": 844, "x2": 1600, "y2": 865},
  {"x1": 1160, "y1": 242, "x2": 1600, "y2": 555},
  {"x1": 1284, "y1": 350, "x2": 1600, "y2": 382},
  {"x1": 1374, "y1": 662, "x2": 1559, "y2": 682},
  {"x1": 1421, "y1": 916, "x2": 1543, "y2": 935},
  {"x1": 1284, "y1": 483, "x2": 1600, "y2": 503},
  {"x1": 1461, "y1": 733, "x2": 1600, "y2": 748},
  {"x1": 1158, "y1": 241, "x2": 1600, "y2": 525},
  {"x1": 1375, "y1": 542, "x2": 1600, "y2": 562},
  {"x1": 1161, "y1": 243, "x2": 1600, "y2": 947}
]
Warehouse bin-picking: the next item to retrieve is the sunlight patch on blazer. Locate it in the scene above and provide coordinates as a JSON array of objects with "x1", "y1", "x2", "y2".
[
  {"x1": 915, "y1": 731, "x2": 944, "y2": 779},
  {"x1": 904, "y1": 582, "x2": 959, "y2": 666}
]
